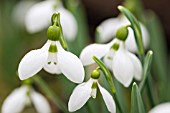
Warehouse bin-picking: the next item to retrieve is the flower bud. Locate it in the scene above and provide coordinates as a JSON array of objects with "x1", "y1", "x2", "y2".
[
  {"x1": 116, "y1": 26, "x2": 129, "y2": 41},
  {"x1": 47, "y1": 25, "x2": 60, "y2": 41},
  {"x1": 91, "y1": 69, "x2": 100, "y2": 79}
]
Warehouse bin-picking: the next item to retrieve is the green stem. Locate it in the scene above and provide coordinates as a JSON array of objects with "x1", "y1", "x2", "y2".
[
  {"x1": 33, "y1": 76, "x2": 69, "y2": 113},
  {"x1": 113, "y1": 93, "x2": 125, "y2": 113}
]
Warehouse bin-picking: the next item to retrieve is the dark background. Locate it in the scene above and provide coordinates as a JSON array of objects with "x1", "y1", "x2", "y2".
[{"x1": 81, "y1": 0, "x2": 170, "y2": 50}]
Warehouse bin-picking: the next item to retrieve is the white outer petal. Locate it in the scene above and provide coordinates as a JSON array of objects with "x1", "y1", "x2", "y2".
[
  {"x1": 141, "y1": 23, "x2": 150, "y2": 50},
  {"x1": 125, "y1": 23, "x2": 149, "y2": 53},
  {"x1": 58, "y1": 7, "x2": 77, "y2": 41},
  {"x1": 43, "y1": 52, "x2": 61, "y2": 74},
  {"x1": 80, "y1": 43, "x2": 111, "y2": 66},
  {"x1": 148, "y1": 103, "x2": 170, "y2": 113},
  {"x1": 98, "y1": 83, "x2": 116, "y2": 113},
  {"x1": 18, "y1": 41, "x2": 50, "y2": 80},
  {"x1": 97, "y1": 18, "x2": 121, "y2": 43},
  {"x1": 57, "y1": 42, "x2": 84, "y2": 83},
  {"x1": 112, "y1": 47, "x2": 134, "y2": 87},
  {"x1": 128, "y1": 52, "x2": 143, "y2": 80},
  {"x1": 25, "y1": 1, "x2": 54, "y2": 33},
  {"x1": 68, "y1": 79, "x2": 93, "y2": 112},
  {"x1": 103, "y1": 50, "x2": 115, "y2": 71},
  {"x1": 1, "y1": 86, "x2": 28, "y2": 113},
  {"x1": 31, "y1": 91, "x2": 51, "y2": 113}
]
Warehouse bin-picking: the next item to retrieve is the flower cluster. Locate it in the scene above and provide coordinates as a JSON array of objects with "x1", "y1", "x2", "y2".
[
  {"x1": 2, "y1": 3, "x2": 148, "y2": 113},
  {"x1": 80, "y1": 26, "x2": 143, "y2": 87}
]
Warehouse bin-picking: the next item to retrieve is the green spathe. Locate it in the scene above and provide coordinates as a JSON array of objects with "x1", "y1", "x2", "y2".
[
  {"x1": 116, "y1": 26, "x2": 129, "y2": 41},
  {"x1": 47, "y1": 25, "x2": 60, "y2": 41}
]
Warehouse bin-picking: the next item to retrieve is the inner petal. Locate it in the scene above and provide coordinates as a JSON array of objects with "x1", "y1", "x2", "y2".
[
  {"x1": 91, "y1": 88, "x2": 97, "y2": 99},
  {"x1": 91, "y1": 81, "x2": 98, "y2": 99},
  {"x1": 43, "y1": 52, "x2": 61, "y2": 74}
]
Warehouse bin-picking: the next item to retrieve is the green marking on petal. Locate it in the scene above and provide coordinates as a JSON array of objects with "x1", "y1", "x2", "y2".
[
  {"x1": 48, "y1": 62, "x2": 51, "y2": 64},
  {"x1": 91, "y1": 82, "x2": 97, "y2": 89},
  {"x1": 112, "y1": 43, "x2": 120, "y2": 51},
  {"x1": 49, "y1": 44, "x2": 58, "y2": 53}
]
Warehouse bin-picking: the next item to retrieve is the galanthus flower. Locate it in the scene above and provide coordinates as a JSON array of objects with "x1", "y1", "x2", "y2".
[
  {"x1": 80, "y1": 26, "x2": 142, "y2": 87},
  {"x1": 25, "y1": 0, "x2": 77, "y2": 41},
  {"x1": 96, "y1": 15, "x2": 149, "y2": 53},
  {"x1": 68, "y1": 69, "x2": 116, "y2": 113},
  {"x1": 148, "y1": 103, "x2": 170, "y2": 113},
  {"x1": 1, "y1": 85, "x2": 51, "y2": 113},
  {"x1": 18, "y1": 15, "x2": 84, "y2": 83}
]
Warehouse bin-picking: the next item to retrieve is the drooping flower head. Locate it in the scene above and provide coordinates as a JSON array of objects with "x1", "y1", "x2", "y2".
[
  {"x1": 96, "y1": 15, "x2": 149, "y2": 53},
  {"x1": 1, "y1": 85, "x2": 51, "y2": 113},
  {"x1": 25, "y1": 0, "x2": 77, "y2": 41},
  {"x1": 68, "y1": 68, "x2": 116, "y2": 113},
  {"x1": 18, "y1": 12, "x2": 84, "y2": 83},
  {"x1": 80, "y1": 26, "x2": 142, "y2": 87}
]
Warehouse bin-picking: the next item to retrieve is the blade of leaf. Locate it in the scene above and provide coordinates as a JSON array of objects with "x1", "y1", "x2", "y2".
[
  {"x1": 144, "y1": 11, "x2": 168, "y2": 101},
  {"x1": 139, "y1": 50, "x2": 153, "y2": 91},
  {"x1": 118, "y1": 6, "x2": 145, "y2": 61},
  {"x1": 131, "y1": 82, "x2": 145, "y2": 113},
  {"x1": 92, "y1": 56, "x2": 116, "y2": 94}
]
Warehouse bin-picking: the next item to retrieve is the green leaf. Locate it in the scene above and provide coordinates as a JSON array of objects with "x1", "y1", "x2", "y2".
[
  {"x1": 131, "y1": 82, "x2": 145, "y2": 113},
  {"x1": 144, "y1": 11, "x2": 168, "y2": 101},
  {"x1": 92, "y1": 56, "x2": 116, "y2": 94},
  {"x1": 139, "y1": 50, "x2": 153, "y2": 91},
  {"x1": 118, "y1": 6, "x2": 144, "y2": 61}
]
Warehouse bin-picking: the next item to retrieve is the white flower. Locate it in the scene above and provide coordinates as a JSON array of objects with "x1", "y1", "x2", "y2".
[
  {"x1": 25, "y1": 0, "x2": 77, "y2": 41},
  {"x1": 97, "y1": 15, "x2": 149, "y2": 53},
  {"x1": 68, "y1": 78, "x2": 116, "y2": 113},
  {"x1": 148, "y1": 103, "x2": 170, "y2": 113},
  {"x1": 80, "y1": 39, "x2": 142, "y2": 87},
  {"x1": 18, "y1": 40, "x2": 84, "y2": 83},
  {"x1": 1, "y1": 86, "x2": 51, "y2": 113}
]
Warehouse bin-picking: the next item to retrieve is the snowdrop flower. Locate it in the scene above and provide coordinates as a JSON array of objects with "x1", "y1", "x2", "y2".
[
  {"x1": 96, "y1": 15, "x2": 149, "y2": 53},
  {"x1": 148, "y1": 103, "x2": 170, "y2": 113},
  {"x1": 18, "y1": 17, "x2": 84, "y2": 83},
  {"x1": 68, "y1": 69, "x2": 116, "y2": 113},
  {"x1": 80, "y1": 26, "x2": 142, "y2": 87},
  {"x1": 25, "y1": 0, "x2": 77, "y2": 41},
  {"x1": 1, "y1": 85, "x2": 51, "y2": 113}
]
